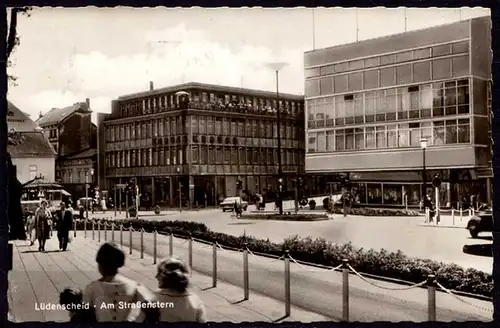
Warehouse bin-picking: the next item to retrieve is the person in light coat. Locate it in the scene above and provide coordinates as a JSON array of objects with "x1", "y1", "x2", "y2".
[
  {"x1": 154, "y1": 258, "x2": 206, "y2": 322},
  {"x1": 82, "y1": 242, "x2": 158, "y2": 322},
  {"x1": 34, "y1": 200, "x2": 52, "y2": 252}
]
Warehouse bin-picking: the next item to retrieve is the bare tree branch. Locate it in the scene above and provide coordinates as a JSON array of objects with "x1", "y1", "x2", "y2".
[{"x1": 6, "y1": 7, "x2": 30, "y2": 60}]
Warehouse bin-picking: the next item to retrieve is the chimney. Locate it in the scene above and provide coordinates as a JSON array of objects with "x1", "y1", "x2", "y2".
[
  {"x1": 149, "y1": 81, "x2": 154, "y2": 91},
  {"x1": 86, "y1": 98, "x2": 90, "y2": 107},
  {"x1": 39, "y1": 111, "x2": 43, "y2": 119}
]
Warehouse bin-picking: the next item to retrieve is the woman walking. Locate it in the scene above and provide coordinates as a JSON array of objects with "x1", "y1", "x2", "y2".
[
  {"x1": 154, "y1": 258, "x2": 206, "y2": 322},
  {"x1": 82, "y1": 242, "x2": 157, "y2": 322},
  {"x1": 34, "y1": 200, "x2": 51, "y2": 252}
]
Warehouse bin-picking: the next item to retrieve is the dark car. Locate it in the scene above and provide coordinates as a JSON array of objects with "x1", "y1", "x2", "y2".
[{"x1": 466, "y1": 208, "x2": 492, "y2": 238}]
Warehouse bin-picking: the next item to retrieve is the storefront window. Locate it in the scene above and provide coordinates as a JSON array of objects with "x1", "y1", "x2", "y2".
[
  {"x1": 352, "y1": 183, "x2": 366, "y2": 204},
  {"x1": 405, "y1": 184, "x2": 421, "y2": 205},
  {"x1": 383, "y1": 184, "x2": 402, "y2": 205},
  {"x1": 367, "y1": 183, "x2": 382, "y2": 204}
]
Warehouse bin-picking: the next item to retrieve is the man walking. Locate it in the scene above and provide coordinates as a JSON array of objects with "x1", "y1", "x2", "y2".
[{"x1": 57, "y1": 202, "x2": 73, "y2": 251}]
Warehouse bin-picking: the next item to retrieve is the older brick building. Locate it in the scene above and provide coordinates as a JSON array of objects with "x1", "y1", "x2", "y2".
[
  {"x1": 37, "y1": 99, "x2": 97, "y2": 201},
  {"x1": 98, "y1": 82, "x2": 305, "y2": 209}
]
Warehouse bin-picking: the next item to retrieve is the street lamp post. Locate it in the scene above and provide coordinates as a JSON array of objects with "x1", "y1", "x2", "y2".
[
  {"x1": 420, "y1": 138, "x2": 428, "y2": 208},
  {"x1": 177, "y1": 167, "x2": 182, "y2": 213},
  {"x1": 267, "y1": 62, "x2": 288, "y2": 215}
]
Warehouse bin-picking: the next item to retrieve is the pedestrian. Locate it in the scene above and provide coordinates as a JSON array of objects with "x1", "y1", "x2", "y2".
[
  {"x1": 154, "y1": 258, "x2": 206, "y2": 322},
  {"x1": 233, "y1": 200, "x2": 241, "y2": 218},
  {"x1": 57, "y1": 202, "x2": 73, "y2": 251},
  {"x1": 82, "y1": 242, "x2": 157, "y2": 322},
  {"x1": 60, "y1": 287, "x2": 96, "y2": 323},
  {"x1": 26, "y1": 210, "x2": 36, "y2": 246},
  {"x1": 34, "y1": 200, "x2": 52, "y2": 252}
]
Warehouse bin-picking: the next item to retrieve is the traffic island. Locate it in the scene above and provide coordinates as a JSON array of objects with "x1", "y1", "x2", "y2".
[
  {"x1": 239, "y1": 213, "x2": 329, "y2": 221},
  {"x1": 462, "y1": 243, "x2": 493, "y2": 257}
]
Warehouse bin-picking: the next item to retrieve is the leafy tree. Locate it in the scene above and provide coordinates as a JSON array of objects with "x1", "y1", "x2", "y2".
[{"x1": 7, "y1": 7, "x2": 31, "y2": 86}]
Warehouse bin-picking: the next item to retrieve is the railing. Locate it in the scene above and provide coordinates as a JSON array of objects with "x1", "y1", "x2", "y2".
[
  {"x1": 72, "y1": 218, "x2": 493, "y2": 322},
  {"x1": 424, "y1": 207, "x2": 481, "y2": 225}
]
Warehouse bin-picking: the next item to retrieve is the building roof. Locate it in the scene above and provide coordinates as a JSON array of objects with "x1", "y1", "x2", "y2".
[
  {"x1": 7, "y1": 100, "x2": 41, "y2": 132},
  {"x1": 117, "y1": 82, "x2": 304, "y2": 102},
  {"x1": 8, "y1": 131, "x2": 57, "y2": 158},
  {"x1": 36, "y1": 102, "x2": 91, "y2": 127},
  {"x1": 64, "y1": 148, "x2": 97, "y2": 160}
]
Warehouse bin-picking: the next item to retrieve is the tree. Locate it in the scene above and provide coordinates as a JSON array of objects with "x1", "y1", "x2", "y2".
[{"x1": 7, "y1": 7, "x2": 31, "y2": 86}]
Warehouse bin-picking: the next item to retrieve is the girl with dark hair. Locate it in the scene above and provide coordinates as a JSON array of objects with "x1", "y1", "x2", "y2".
[
  {"x1": 82, "y1": 242, "x2": 157, "y2": 322},
  {"x1": 154, "y1": 258, "x2": 206, "y2": 322},
  {"x1": 59, "y1": 287, "x2": 96, "y2": 323}
]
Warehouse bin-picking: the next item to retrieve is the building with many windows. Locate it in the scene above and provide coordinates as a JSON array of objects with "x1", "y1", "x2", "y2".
[
  {"x1": 304, "y1": 16, "x2": 491, "y2": 207},
  {"x1": 99, "y1": 82, "x2": 305, "y2": 209}
]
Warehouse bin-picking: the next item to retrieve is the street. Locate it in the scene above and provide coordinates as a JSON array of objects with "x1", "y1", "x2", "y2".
[{"x1": 107, "y1": 208, "x2": 492, "y2": 274}]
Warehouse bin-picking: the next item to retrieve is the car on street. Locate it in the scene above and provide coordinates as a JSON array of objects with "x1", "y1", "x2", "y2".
[
  {"x1": 220, "y1": 197, "x2": 248, "y2": 212},
  {"x1": 466, "y1": 208, "x2": 492, "y2": 238}
]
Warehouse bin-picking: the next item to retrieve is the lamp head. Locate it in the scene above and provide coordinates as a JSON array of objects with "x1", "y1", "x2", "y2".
[
  {"x1": 176, "y1": 167, "x2": 180, "y2": 173},
  {"x1": 266, "y1": 62, "x2": 289, "y2": 72},
  {"x1": 420, "y1": 138, "x2": 428, "y2": 149},
  {"x1": 90, "y1": 168, "x2": 95, "y2": 175}
]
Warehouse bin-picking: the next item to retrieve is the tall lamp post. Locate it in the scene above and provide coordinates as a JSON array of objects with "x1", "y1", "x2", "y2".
[
  {"x1": 177, "y1": 167, "x2": 182, "y2": 213},
  {"x1": 267, "y1": 62, "x2": 289, "y2": 215},
  {"x1": 420, "y1": 138, "x2": 428, "y2": 206}
]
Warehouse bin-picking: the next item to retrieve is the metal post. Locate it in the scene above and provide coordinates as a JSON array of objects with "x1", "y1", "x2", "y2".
[
  {"x1": 425, "y1": 208, "x2": 429, "y2": 223},
  {"x1": 98, "y1": 221, "x2": 101, "y2": 242},
  {"x1": 422, "y1": 146, "x2": 427, "y2": 202},
  {"x1": 114, "y1": 185, "x2": 117, "y2": 217},
  {"x1": 342, "y1": 259, "x2": 349, "y2": 322},
  {"x1": 153, "y1": 230, "x2": 157, "y2": 264},
  {"x1": 169, "y1": 231, "x2": 173, "y2": 256},
  {"x1": 129, "y1": 226, "x2": 132, "y2": 255},
  {"x1": 119, "y1": 188, "x2": 122, "y2": 215},
  {"x1": 178, "y1": 174, "x2": 182, "y2": 213},
  {"x1": 111, "y1": 223, "x2": 115, "y2": 242},
  {"x1": 92, "y1": 220, "x2": 95, "y2": 240},
  {"x1": 188, "y1": 234, "x2": 193, "y2": 273},
  {"x1": 427, "y1": 274, "x2": 436, "y2": 321},
  {"x1": 85, "y1": 173, "x2": 89, "y2": 236},
  {"x1": 126, "y1": 191, "x2": 129, "y2": 218},
  {"x1": 140, "y1": 229, "x2": 144, "y2": 259},
  {"x1": 104, "y1": 222, "x2": 107, "y2": 241},
  {"x1": 120, "y1": 224, "x2": 123, "y2": 247},
  {"x1": 343, "y1": 191, "x2": 347, "y2": 217},
  {"x1": 451, "y1": 209, "x2": 455, "y2": 226},
  {"x1": 275, "y1": 69, "x2": 283, "y2": 215},
  {"x1": 73, "y1": 219, "x2": 76, "y2": 238},
  {"x1": 212, "y1": 240, "x2": 217, "y2": 288},
  {"x1": 460, "y1": 206, "x2": 463, "y2": 220},
  {"x1": 435, "y1": 186, "x2": 440, "y2": 224},
  {"x1": 284, "y1": 250, "x2": 291, "y2": 317},
  {"x1": 84, "y1": 218, "x2": 87, "y2": 239},
  {"x1": 243, "y1": 243, "x2": 249, "y2": 300}
]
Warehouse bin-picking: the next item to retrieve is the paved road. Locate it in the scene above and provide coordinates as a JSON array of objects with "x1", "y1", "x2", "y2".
[
  {"x1": 126, "y1": 209, "x2": 492, "y2": 274},
  {"x1": 113, "y1": 230, "x2": 492, "y2": 322}
]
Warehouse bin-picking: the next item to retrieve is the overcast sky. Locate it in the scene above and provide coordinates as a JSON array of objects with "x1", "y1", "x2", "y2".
[{"x1": 7, "y1": 7, "x2": 490, "y2": 122}]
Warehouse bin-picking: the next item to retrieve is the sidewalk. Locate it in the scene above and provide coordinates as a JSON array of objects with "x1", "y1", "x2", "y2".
[
  {"x1": 8, "y1": 231, "x2": 329, "y2": 323},
  {"x1": 418, "y1": 214, "x2": 470, "y2": 229}
]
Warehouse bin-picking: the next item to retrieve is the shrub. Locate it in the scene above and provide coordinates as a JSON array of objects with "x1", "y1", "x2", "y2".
[
  {"x1": 241, "y1": 213, "x2": 328, "y2": 221},
  {"x1": 331, "y1": 206, "x2": 420, "y2": 217},
  {"x1": 309, "y1": 200, "x2": 316, "y2": 210},
  {"x1": 154, "y1": 205, "x2": 161, "y2": 215},
  {"x1": 323, "y1": 198, "x2": 330, "y2": 210},
  {"x1": 80, "y1": 218, "x2": 492, "y2": 298},
  {"x1": 128, "y1": 206, "x2": 137, "y2": 217},
  {"x1": 299, "y1": 198, "x2": 308, "y2": 206}
]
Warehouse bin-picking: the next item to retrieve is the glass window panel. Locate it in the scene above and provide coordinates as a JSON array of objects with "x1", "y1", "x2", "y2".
[
  {"x1": 364, "y1": 57, "x2": 380, "y2": 68},
  {"x1": 305, "y1": 68, "x2": 320, "y2": 78},
  {"x1": 363, "y1": 70, "x2": 379, "y2": 89},
  {"x1": 366, "y1": 127, "x2": 376, "y2": 149},
  {"x1": 334, "y1": 75, "x2": 348, "y2": 93},
  {"x1": 354, "y1": 94, "x2": 364, "y2": 122},
  {"x1": 344, "y1": 97, "x2": 354, "y2": 125},
  {"x1": 421, "y1": 122, "x2": 432, "y2": 146},
  {"x1": 334, "y1": 62, "x2": 349, "y2": 73},
  {"x1": 433, "y1": 121, "x2": 445, "y2": 145},
  {"x1": 452, "y1": 41, "x2": 469, "y2": 54},
  {"x1": 387, "y1": 125, "x2": 398, "y2": 148},
  {"x1": 320, "y1": 77, "x2": 334, "y2": 95},
  {"x1": 445, "y1": 85, "x2": 457, "y2": 115},
  {"x1": 458, "y1": 119, "x2": 470, "y2": 143},
  {"x1": 409, "y1": 123, "x2": 421, "y2": 146},
  {"x1": 317, "y1": 132, "x2": 326, "y2": 152},
  {"x1": 367, "y1": 183, "x2": 383, "y2": 204},
  {"x1": 396, "y1": 51, "x2": 413, "y2": 63},
  {"x1": 420, "y1": 84, "x2": 433, "y2": 118},
  {"x1": 397, "y1": 88, "x2": 409, "y2": 119},
  {"x1": 345, "y1": 129, "x2": 354, "y2": 150},
  {"x1": 305, "y1": 79, "x2": 320, "y2": 97},
  {"x1": 445, "y1": 120, "x2": 458, "y2": 144},
  {"x1": 383, "y1": 184, "x2": 402, "y2": 205},
  {"x1": 308, "y1": 133, "x2": 317, "y2": 152},
  {"x1": 355, "y1": 128, "x2": 364, "y2": 149},
  {"x1": 413, "y1": 61, "x2": 431, "y2": 82},
  {"x1": 432, "y1": 58, "x2": 452, "y2": 80},
  {"x1": 335, "y1": 96, "x2": 345, "y2": 125},
  {"x1": 376, "y1": 126, "x2": 387, "y2": 147},
  {"x1": 348, "y1": 72, "x2": 363, "y2": 91},
  {"x1": 381, "y1": 54, "x2": 396, "y2": 65},
  {"x1": 432, "y1": 83, "x2": 444, "y2": 117},
  {"x1": 398, "y1": 124, "x2": 409, "y2": 147},
  {"x1": 335, "y1": 129, "x2": 345, "y2": 151},
  {"x1": 396, "y1": 64, "x2": 412, "y2": 84},
  {"x1": 385, "y1": 89, "x2": 398, "y2": 114},
  {"x1": 349, "y1": 60, "x2": 364, "y2": 70},
  {"x1": 432, "y1": 44, "x2": 451, "y2": 57},
  {"x1": 414, "y1": 48, "x2": 431, "y2": 60},
  {"x1": 380, "y1": 67, "x2": 396, "y2": 87},
  {"x1": 457, "y1": 83, "x2": 470, "y2": 114},
  {"x1": 452, "y1": 55, "x2": 469, "y2": 77},
  {"x1": 326, "y1": 131, "x2": 335, "y2": 151},
  {"x1": 324, "y1": 97, "x2": 335, "y2": 127},
  {"x1": 320, "y1": 65, "x2": 335, "y2": 75}
]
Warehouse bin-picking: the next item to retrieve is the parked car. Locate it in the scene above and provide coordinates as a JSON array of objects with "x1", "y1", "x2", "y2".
[
  {"x1": 466, "y1": 208, "x2": 492, "y2": 238},
  {"x1": 220, "y1": 197, "x2": 248, "y2": 212},
  {"x1": 77, "y1": 197, "x2": 94, "y2": 210}
]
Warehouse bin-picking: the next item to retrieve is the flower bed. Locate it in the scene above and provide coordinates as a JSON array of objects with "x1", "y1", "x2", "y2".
[
  {"x1": 76, "y1": 218, "x2": 492, "y2": 298},
  {"x1": 240, "y1": 213, "x2": 328, "y2": 221},
  {"x1": 331, "y1": 206, "x2": 420, "y2": 217}
]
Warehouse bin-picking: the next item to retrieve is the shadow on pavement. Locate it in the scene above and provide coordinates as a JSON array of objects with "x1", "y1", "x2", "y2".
[
  {"x1": 21, "y1": 250, "x2": 61, "y2": 254},
  {"x1": 462, "y1": 244, "x2": 492, "y2": 257},
  {"x1": 227, "y1": 222, "x2": 256, "y2": 225},
  {"x1": 470, "y1": 236, "x2": 493, "y2": 241}
]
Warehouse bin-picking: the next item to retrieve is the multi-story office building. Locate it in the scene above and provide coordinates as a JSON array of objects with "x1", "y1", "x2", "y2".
[
  {"x1": 304, "y1": 16, "x2": 491, "y2": 207},
  {"x1": 99, "y1": 82, "x2": 305, "y2": 208}
]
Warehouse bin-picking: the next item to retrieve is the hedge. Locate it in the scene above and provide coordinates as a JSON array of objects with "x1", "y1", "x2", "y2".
[
  {"x1": 240, "y1": 213, "x2": 328, "y2": 221},
  {"x1": 75, "y1": 218, "x2": 492, "y2": 298},
  {"x1": 331, "y1": 206, "x2": 420, "y2": 217}
]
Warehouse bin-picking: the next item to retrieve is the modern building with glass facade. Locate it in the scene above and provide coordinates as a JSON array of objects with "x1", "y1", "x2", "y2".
[
  {"x1": 303, "y1": 16, "x2": 491, "y2": 207},
  {"x1": 99, "y1": 82, "x2": 305, "y2": 209}
]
